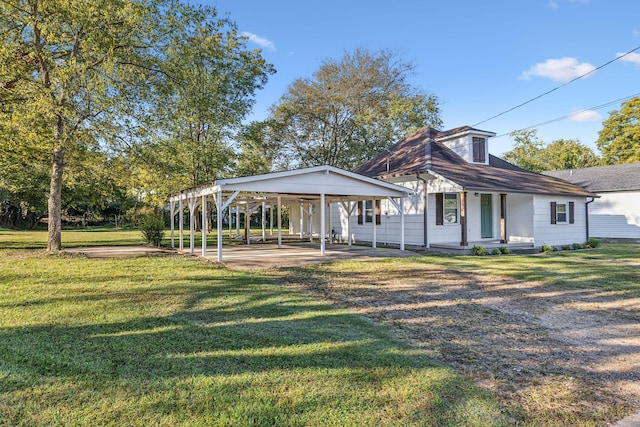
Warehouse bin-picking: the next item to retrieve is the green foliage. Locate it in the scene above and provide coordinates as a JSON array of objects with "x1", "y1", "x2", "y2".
[
  {"x1": 540, "y1": 244, "x2": 553, "y2": 253},
  {"x1": 499, "y1": 247, "x2": 510, "y2": 254},
  {"x1": 597, "y1": 97, "x2": 640, "y2": 164},
  {"x1": 491, "y1": 248, "x2": 501, "y2": 255},
  {"x1": 562, "y1": 245, "x2": 572, "y2": 250},
  {"x1": 585, "y1": 237, "x2": 600, "y2": 248},
  {"x1": 267, "y1": 48, "x2": 442, "y2": 170},
  {"x1": 472, "y1": 245, "x2": 488, "y2": 256},
  {"x1": 140, "y1": 213, "x2": 165, "y2": 247},
  {"x1": 503, "y1": 130, "x2": 601, "y2": 172},
  {"x1": 572, "y1": 243, "x2": 584, "y2": 250},
  {"x1": 235, "y1": 121, "x2": 277, "y2": 175}
]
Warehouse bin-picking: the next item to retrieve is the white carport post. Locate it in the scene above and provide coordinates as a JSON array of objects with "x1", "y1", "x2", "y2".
[
  {"x1": 277, "y1": 196, "x2": 282, "y2": 248},
  {"x1": 269, "y1": 204, "x2": 274, "y2": 235},
  {"x1": 217, "y1": 190, "x2": 223, "y2": 262},
  {"x1": 188, "y1": 197, "x2": 198, "y2": 254},
  {"x1": 170, "y1": 201, "x2": 175, "y2": 249},
  {"x1": 388, "y1": 196, "x2": 405, "y2": 251},
  {"x1": 340, "y1": 201, "x2": 356, "y2": 247},
  {"x1": 320, "y1": 193, "x2": 326, "y2": 255},
  {"x1": 215, "y1": 189, "x2": 239, "y2": 262},
  {"x1": 178, "y1": 199, "x2": 184, "y2": 250},
  {"x1": 372, "y1": 198, "x2": 377, "y2": 249},
  {"x1": 261, "y1": 201, "x2": 266, "y2": 241},
  {"x1": 201, "y1": 195, "x2": 207, "y2": 257}
]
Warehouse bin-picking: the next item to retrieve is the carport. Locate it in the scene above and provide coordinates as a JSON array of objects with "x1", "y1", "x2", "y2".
[{"x1": 168, "y1": 165, "x2": 413, "y2": 262}]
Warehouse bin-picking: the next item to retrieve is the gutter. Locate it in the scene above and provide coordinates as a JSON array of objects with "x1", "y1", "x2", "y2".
[
  {"x1": 416, "y1": 172, "x2": 429, "y2": 250},
  {"x1": 585, "y1": 197, "x2": 595, "y2": 240}
]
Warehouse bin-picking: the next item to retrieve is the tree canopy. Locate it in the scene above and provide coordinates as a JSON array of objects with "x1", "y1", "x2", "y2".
[
  {"x1": 266, "y1": 48, "x2": 442, "y2": 170},
  {"x1": 597, "y1": 97, "x2": 640, "y2": 164},
  {"x1": 0, "y1": 0, "x2": 273, "y2": 247},
  {"x1": 503, "y1": 129, "x2": 601, "y2": 172}
]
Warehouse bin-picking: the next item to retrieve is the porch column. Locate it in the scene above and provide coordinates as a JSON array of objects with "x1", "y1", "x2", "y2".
[
  {"x1": 170, "y1": 201, "x2": 175, "y2": 249},
  {"x1": 460, "y1": 191, "x2": 468, "y2": 246},
  {"x1": 178, "y1": 199, "x2": 184, "y2": 250},
  {"x1": 500, "y1": 193, "x2": 507, "y2": 244},
  {"x1": 328, "y1": 201, "x2": 332, "y2": 245},
  {"x1": 372, "y1": 198, "x2": 377, "y2": 249},
  {"x1": 269, "y1": 204, "x2": 274, "y2": 235},
  {"x1": 277, "y1": 196, "x2": 282, "y2": 248},
  {"x1": 201, "y1": 195, "x2": 207, "y2": 257},
  {"x1": 320, "y1": 193, "x2": 326, "y2": 255}
]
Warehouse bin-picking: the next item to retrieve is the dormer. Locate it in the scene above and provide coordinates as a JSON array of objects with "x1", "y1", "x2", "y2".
[{"x1": 435, "y1": 127, "x2": 496, "y2": 165}]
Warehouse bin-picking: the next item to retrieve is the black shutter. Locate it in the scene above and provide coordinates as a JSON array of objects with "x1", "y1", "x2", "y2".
[
  {"x1": 569, "y1": 202, "x2": 575, "y2": 224},
  {"x1": 375, "y1": 200, "x2": 381, "y2": 225},
  {"x1": 550, "y1": 202, "x2": 557, "y2": 224},
  {"x1": 436, "y1": 193, "x2": 444, "y2": 225},
  {"x1": 357, "y1": 201, "x2": 363, "y2": 225}
]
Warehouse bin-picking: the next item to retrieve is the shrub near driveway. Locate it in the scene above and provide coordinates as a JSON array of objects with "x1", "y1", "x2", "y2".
[{"x1": 0, "y1": 245, "x2": 507, "y2": 425}]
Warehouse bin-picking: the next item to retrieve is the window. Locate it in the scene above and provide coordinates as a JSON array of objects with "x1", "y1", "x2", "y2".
[
  {"x1": 357, "y1": 200, "x2": 381, "y2": 224},
  {"x1": 472, "y1": 137, "x2": 486, "y2": 163},
  {"x1": 436, "y1": 193, "x2": 458, "y2": 225},
  {"x1": 550, "y1": 201, "x2": 575, "y2": 224}
]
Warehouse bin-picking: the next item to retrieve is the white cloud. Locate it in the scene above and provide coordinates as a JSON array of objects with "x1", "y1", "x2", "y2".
[
  {"x1": 241, "y1": 32, "x2": 276, "y2": 52},
  {"x1": 569, "y1": 109, "x2": 601, "y2": 122},
  {"x1": 617, "y1": 51, "x2": 640, "y2": 65},
  {"x1": 520, "y1": 57, "x2": 596, "y2": 82}
]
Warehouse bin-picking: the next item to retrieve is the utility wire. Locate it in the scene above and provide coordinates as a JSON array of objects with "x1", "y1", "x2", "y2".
[
  {"x1": 493, "y1": 92, "x2": 640, "y2": 139},
  {"x1": 472, "y1": 45, "x2": 640, "y2": 127}
]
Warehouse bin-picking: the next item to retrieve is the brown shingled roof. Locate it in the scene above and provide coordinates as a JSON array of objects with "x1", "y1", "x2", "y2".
[{"x1": 354, "y1": 126, "x2": 597, "y2": 197}]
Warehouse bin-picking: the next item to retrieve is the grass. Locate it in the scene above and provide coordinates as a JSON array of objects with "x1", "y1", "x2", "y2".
[
  {"x1": 0, "y1": 229, "x2": 507, "y2": 426},
  {"x1": 413, "y1": 243, "x2": 640, "y2": 296}
]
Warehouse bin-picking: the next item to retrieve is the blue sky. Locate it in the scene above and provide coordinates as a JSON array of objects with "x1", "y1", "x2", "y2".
[{"x1": 203, "y1": 0, "x2": 640, "y2": 156}]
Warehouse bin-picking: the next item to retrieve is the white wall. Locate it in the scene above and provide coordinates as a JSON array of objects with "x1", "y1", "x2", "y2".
[
  {"x1": 589, "y1": 191, "x2": 640, "y2": 239},
  {"x1": 506, "y1": 193, "x2": 534, "y2": 243},
  {"x1": 533, "y1": 195, "x2": 588, "y2": 246}
]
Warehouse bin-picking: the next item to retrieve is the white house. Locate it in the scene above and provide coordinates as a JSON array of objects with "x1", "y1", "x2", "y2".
[
  {"x1": 330, "y1": 126, "x2": 598, "y2": 251},
  {"x1": 544, "y1": 163, "x2": 640, "y2": 241}
]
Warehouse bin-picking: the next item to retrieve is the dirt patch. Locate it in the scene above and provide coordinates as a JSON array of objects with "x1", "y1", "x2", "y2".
[{"x1": 279, "y1": 261, "x2": 640, "y2": 426}]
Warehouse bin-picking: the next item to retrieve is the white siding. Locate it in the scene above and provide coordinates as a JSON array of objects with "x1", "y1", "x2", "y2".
[
  {"x1": 532, "y1": 195, "x2": 588, "y2": 246},
  {"x1": 506, "y1": 193, "x2": 534, "y2": 243},
  {"x1": 589, "y1": 191, "x2": 640, "y2": 239}
]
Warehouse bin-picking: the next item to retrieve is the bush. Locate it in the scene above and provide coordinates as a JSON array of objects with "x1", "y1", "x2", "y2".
[
  {"x1": 491, "y1": 248, "x2": 501, "y2": 255},
  {"x1": 585, "y1": 237, "x2": 600, "y2": 248},
  {"x1": 499, "y1": 247, "x2": 510, "y2": 254},
  {"x1": 141, "y1": 212, "x2": 165, "y2": 247},
  {"x1": 540, "y1": 244, "x2": 553, "y2": 253},
  {"x1": 562, "y1": 245, "x2": 571, "y2": 250},
  {"x1": 471, "y1": 245, "x2": 488, "y2": 256},
  {"x1": 572, "y1": 243, "x2": 583, "y2": 250}
]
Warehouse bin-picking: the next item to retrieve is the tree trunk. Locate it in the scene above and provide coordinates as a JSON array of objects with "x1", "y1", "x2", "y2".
[{"x1": 47, "y1": 146, "x2": 65, "y2": 251}]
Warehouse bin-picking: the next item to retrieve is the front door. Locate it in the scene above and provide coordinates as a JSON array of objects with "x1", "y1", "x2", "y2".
[{"x1": 481, "y1": 194, "x2": 493, "y2": 238}]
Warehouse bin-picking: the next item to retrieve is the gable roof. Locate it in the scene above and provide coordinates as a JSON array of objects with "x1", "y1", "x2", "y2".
[
  {"x1": 543, "y1": 162, "x2": 640, "y2": 192},
  {"x1": 354, "y1": 126, "x2": 597, "y2": 197}
]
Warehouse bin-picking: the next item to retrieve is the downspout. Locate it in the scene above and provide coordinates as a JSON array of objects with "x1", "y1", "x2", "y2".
[
  {"x1": 585, "y1": 197, "x2": 595, "y2": 240},
  {"x1": 417, "y1": 173, "x2": 429, "y2": 250}
]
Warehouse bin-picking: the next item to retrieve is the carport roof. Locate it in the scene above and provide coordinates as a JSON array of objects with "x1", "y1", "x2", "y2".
[{"x1": 169, "y1": 165, "x2": 414, "y2": 202}]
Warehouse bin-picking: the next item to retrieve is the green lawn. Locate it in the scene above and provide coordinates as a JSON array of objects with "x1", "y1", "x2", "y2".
[
  {"x1": 0, "y1": 230, "x2": 507, "y2": 426},
  {"x1": 415, "y1": 243, "x2": 640, "y2": 296}
]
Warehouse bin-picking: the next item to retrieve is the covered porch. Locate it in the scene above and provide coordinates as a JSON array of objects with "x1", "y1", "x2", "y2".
[{"x1": 168, "y1": 165, "x2": 414, "y2": 262}]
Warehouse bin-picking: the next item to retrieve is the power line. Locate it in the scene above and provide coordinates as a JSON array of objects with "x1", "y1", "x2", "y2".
[
  {"x1": 493, "y1": 92, "x2": 640, "y2": 139},
  {"x1": 472, "y1": 45, "x2": 640, "y2": 128}
]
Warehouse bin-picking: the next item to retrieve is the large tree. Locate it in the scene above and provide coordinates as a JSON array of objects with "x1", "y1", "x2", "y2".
[
  {"x1": 0, "y1": 1, "x2": 272, "y2": 249},
  {"x1": 597, "y1": 97, "x2": 640, "y2": 164},
  {"x1": 267, "y1": 48, "x2": 442, "y2": 170}
]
